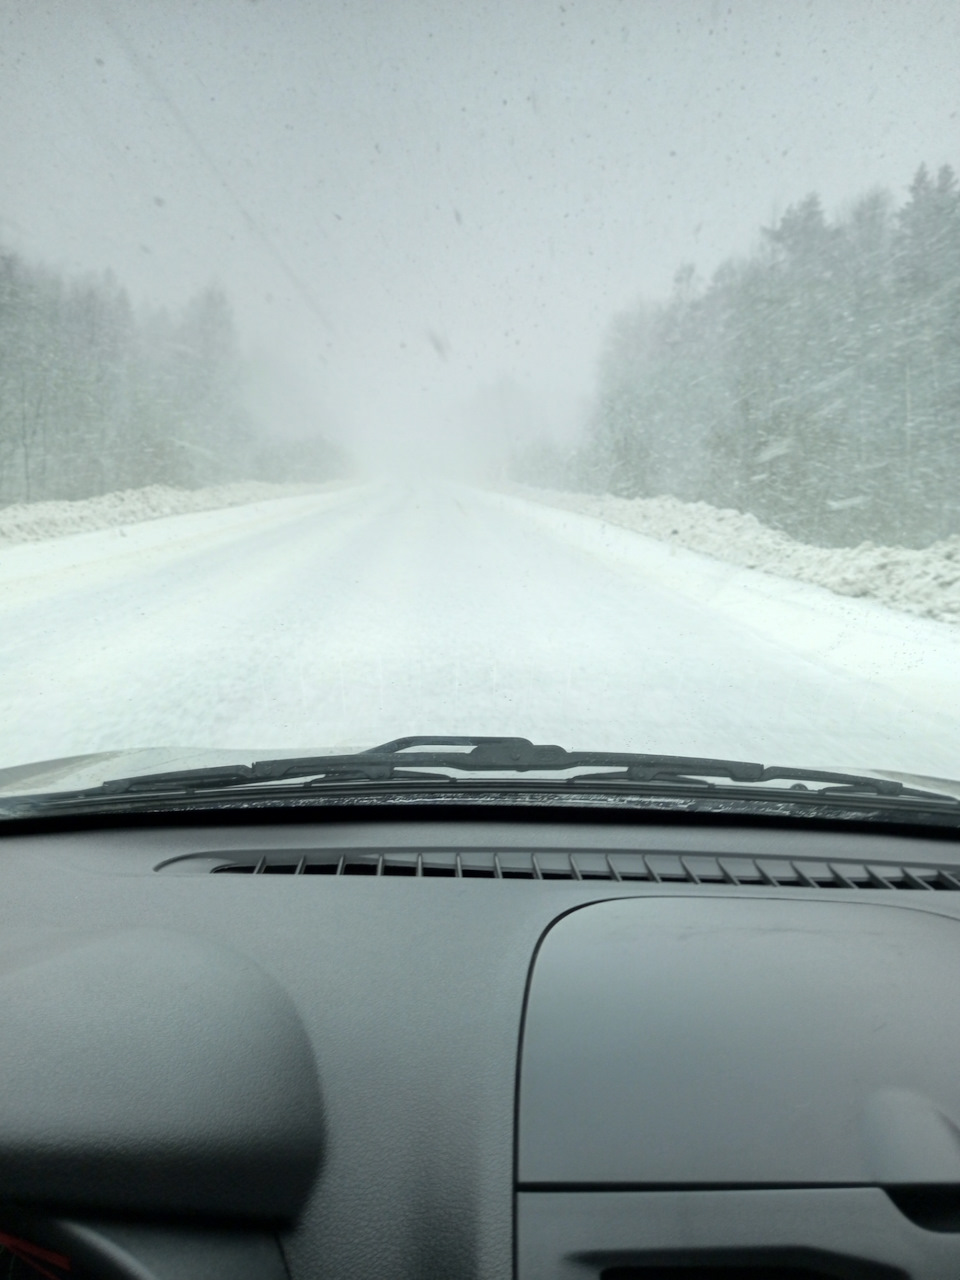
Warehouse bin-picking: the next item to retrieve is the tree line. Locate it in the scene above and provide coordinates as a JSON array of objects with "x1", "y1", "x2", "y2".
[
  {"x1": 519, "y1": 163, "x2": 960, "y2": 549},
  {"x1": 0, "y1": 246, "x2": 342, "y2": 505}
]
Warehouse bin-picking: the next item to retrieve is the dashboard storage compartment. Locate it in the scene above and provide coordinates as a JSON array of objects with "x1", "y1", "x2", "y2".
[
  {"x1": 518, "y1": 897, "x2": 960, "y2": 1187},
  {"x1": 517, "y1": 897, "x2": 960, "y2": 1280}
]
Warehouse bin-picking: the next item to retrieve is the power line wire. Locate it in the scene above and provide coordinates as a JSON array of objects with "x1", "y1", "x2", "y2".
[{"x1": 93, "y1": 0, "x2": 335, "y2": 343}]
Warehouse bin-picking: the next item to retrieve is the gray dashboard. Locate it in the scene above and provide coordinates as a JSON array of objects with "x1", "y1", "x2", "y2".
[{"x1": 2, "y1": 813, "x2": 960, "y2": 1279}]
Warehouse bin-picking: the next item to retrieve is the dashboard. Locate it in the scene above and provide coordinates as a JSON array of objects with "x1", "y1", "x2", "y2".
[{"x1": 3, "y1": 808, "x2": 960, "y2": 1279}]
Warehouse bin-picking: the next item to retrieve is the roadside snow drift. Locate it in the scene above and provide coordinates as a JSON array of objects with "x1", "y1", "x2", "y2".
[
  {"x1": 512, "y1": 486, "x2": 960, "y2": 625},
  {"x1": 0, "y1": 481, "x2": 331, "y2": 545}
]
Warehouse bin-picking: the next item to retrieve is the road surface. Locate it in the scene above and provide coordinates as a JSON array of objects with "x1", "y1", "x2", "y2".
[{"x1": 1, "y1": 482, "x2": 958, "y2": 778}]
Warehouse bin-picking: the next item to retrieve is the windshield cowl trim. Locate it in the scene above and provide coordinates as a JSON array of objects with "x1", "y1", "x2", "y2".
[{"x1": 4, "y1": 778, "x2": 960, "y2": 831}]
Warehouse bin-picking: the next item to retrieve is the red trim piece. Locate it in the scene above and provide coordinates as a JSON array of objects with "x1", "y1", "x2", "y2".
[{"x1": 0, "y1": 1232, "x2": 71, "y2": 1275}]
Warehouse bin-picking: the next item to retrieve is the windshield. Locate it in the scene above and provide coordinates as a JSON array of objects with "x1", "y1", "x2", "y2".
[{"x1": 1, "y1": 1, "x2": 959, "y2": 798}]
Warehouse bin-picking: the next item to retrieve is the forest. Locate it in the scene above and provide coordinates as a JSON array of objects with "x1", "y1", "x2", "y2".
[
  {"x1": 524, "y1": 163, "x2": 960, "y2": 549},
  {"x1": 0, "y1": 249, "x2": 340, "y2": 506}
]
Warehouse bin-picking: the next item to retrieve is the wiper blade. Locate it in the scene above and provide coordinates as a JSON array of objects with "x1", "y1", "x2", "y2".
[{"x1": 8, "y1": 736, "x2": 959, "y2": 811}]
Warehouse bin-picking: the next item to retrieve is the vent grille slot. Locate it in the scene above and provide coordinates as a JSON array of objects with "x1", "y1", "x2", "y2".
[{"x1": 189, "y1": 850, "x2": 960, "y2": 889}]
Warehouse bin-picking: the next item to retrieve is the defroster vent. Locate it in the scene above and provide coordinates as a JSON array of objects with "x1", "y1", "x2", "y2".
[{"x1": 155, "y1": 849, "x2": 960, "y2": 889}]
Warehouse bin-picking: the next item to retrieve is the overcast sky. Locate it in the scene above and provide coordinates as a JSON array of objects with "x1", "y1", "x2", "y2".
[{"x1": 2, "y1": 0, "x2": 958, "y2": 462}]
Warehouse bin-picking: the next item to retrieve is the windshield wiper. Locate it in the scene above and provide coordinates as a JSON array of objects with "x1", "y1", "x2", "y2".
[{"x1": 4, "y1": 736, "x2": 959, "y2": 813}]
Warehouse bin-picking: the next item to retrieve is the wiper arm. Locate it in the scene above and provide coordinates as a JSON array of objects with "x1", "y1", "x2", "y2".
[
  {"x1": 18, "y1": 735, "x2": 959, "y2": 808},
  {"x1": 60, "y1": 737, "x2": 780, "y2": 795}
]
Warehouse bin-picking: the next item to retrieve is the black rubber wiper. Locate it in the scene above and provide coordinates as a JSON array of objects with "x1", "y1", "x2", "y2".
[{"x1": 10, "y1": 735, "x2": 959, "y2": 809}]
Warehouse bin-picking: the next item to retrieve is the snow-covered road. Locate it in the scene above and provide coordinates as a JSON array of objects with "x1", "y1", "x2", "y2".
[{"x1": 2, "y1": 482, "x2": 958, "y2": 778}]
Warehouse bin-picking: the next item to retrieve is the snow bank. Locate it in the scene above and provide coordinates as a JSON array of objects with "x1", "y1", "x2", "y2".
[
  {"x1": 513, "y1": 486, "x2": 960, "y2": 624},
  {"x1": 0, "y1": 481, "x2": 332, "y2": 545}
]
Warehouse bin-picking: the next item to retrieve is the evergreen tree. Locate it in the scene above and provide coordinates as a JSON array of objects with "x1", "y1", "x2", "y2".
[
  {"x1": 575, "y1": 163, "x2": 960, "y2": 548},
  {"x1": 0, "y1": 247, "x2": 339, "y2": 505}
]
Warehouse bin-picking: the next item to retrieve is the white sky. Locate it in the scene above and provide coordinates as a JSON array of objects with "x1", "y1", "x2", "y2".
[{"x1": 2, "y1": 0, "x2": 958, "y2": 462}]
